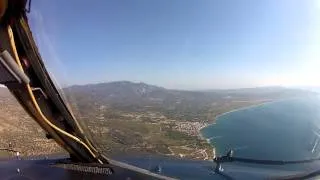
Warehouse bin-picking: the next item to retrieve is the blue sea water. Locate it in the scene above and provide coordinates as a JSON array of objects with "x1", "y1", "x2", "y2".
[
  {"x1": 201, "y1": 97, "x2": 320, "y2": 161},
  {"x1": 117, "y1": 96, "x2": 320, "y2": 179}
]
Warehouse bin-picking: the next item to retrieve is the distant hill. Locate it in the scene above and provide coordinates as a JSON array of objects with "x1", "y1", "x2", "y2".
[
  {"x1": 65, "y1": 81, "x2": 315, "y2": 104},
  {"x1": 63, "y1": 81, "x2": 317, "y2": 121},
  {"x1": 0, "y1": 82, "x2": 317, "y2": 158}
]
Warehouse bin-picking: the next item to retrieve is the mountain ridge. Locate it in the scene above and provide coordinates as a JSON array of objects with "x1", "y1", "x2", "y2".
[
  {"x1": 0, "y1": 81, "x2": 317, "y2": 159},
  {"x1": 66, "y1": 81, "x2": 293, "y2": 92},
  {"x1": 63, "y1": 81, "x2": 317, "y2": 121}
]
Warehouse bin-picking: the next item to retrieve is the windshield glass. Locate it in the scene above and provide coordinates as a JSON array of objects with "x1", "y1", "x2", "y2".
[{"x1": 24, "y1": 0, "x2": 320, "y2": 178}]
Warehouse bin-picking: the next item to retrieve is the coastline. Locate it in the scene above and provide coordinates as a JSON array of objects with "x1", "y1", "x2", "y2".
[
  {"x1": 191, "y1": 97, "x2": 305, "y2": 160},
  {"x1": 171, "y1": 97, "x2": 312, "y2": 160},
  {"x1": 200, "y1": 100, "x2": 275, "y2": 130},
  {"x1": 213, "y1": 100, "x2": 277, "y2": 123},
  {"x1": 198, "y1": 100, "x2": 279, "y2": 143},
  {"x1": 195, "y1": 100, "x2": 279, "y2": 160}
]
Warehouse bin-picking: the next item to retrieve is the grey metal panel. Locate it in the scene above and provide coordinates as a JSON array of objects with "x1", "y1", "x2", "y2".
[
  {"x1": 0, "y1": 56, "x2": 21, "y2": 84},
  {"x1": 0, "y1": 50, "x2": 30, "y2": 84}
]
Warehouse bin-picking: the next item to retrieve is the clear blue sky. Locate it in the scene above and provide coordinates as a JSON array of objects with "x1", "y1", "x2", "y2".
[{"x1": 28, "y1": 0, "x2": 320, "y2": 89}]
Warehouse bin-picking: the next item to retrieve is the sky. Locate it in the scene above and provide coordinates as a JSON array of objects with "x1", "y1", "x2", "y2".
[{"x1": 28, "y1": 0, "x2": 320, "y2": 90}]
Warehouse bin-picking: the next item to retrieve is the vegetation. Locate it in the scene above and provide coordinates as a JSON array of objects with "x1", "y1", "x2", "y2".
[{"x1": 0, "y1": 81, "x2": 316, "y2": 160}]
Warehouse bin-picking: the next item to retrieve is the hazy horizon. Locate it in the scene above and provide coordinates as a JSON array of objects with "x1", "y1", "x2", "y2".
[
  {"x1": 50, "y1": 80, "x2": 320, "y2": 92},
  {"x1": 3, "y1": 81, "x2": 317, "y2": 91},
  {"x1": 28, "y1": 0, "x2": 320, "y2": 90}
]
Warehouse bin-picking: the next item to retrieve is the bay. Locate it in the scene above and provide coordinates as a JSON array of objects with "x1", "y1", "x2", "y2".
[{"x1": 201, "y1": 97, "x2": 320, "y2": 161}]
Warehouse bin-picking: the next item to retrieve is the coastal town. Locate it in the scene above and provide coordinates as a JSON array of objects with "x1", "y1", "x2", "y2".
[
  {"x1": 0, "y1": 81, "x2": 312, "y2": 161},
  {"x1": 173, "y1": 121, "x2": 209, "y2": 137}
]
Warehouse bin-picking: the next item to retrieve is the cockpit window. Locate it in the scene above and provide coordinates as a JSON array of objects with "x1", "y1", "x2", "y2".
[{"x1": 3, "y1": 0, "x2": 319, "y2": 178}]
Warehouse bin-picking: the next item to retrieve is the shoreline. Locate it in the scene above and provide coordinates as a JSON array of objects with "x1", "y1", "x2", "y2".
[
  {"x1": 198, "y1": 99, "x2": 281, "y2": 144},
  {"x1": 196, "y1": 100, "x2": 279, "y2": 160},
  {"x1": 183, "y1": 97, "x2": 306, "y2": 160},
  {"x1": 199, "y1": 100, "x2": 276, "y2": 132},
  {"x1": 199, "y1": 96, "x2": 316, "y2": 138}
]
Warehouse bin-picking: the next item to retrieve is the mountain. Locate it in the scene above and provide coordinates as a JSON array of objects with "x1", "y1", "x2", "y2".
[
  {"x1": 61, "y1": 81, "x2": 318, "y2": 157},
  {"x1": 65, "y1": 81, "x2": 167, "y2": 105},
  {"x1": 0, "y1": 82, "x2": 317, "y2": 159},
  {"x1": 63, "y1": 81, "x2": 317, "y2": 121}
]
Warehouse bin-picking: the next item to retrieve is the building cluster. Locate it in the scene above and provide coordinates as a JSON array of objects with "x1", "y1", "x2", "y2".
[{"x1": 174, "y1": 121, "x2": 208, "y2": 136}]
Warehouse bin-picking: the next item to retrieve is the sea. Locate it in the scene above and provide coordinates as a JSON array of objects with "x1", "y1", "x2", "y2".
[
  {"x1": 117, "y1": 96, "x2": 320, "y2": 179},
  {"x1": 200, "y1": 96, "x2": 320, "y2": 161}
]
